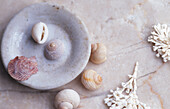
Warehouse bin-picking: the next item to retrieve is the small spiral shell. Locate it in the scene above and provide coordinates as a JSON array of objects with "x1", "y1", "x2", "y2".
[
  {"x1": 90, "y1": 43, "x2": 107, "y2": 64},
  {"x1": 81, "y1": 69, "x2": 102, "y2": 90},
  {"x1": 45, "y1": 39, "x2": 65, "y2": 60},
  {"x1": 54, "y1": 89, "x2": 80, "y2": 109}
]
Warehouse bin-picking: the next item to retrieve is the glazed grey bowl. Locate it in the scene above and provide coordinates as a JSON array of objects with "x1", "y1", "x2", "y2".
[{"x1": 1, "y1": 3, "x2": 91, "y2": 90}]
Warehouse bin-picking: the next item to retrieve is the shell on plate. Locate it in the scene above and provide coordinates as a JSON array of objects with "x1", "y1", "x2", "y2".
[
  {"x1": 8, "y1": 56, "x2": 38, "y2": 81},
  {"x1": 32, "y1": 22, "x2": 48, "y2": 44},
  {"x1": 81, "y1": 69, "x2": 102, "y2": 90},
  {"x1": 90, "y1": 43, "x2": 107, "y2": 64},
  {"x1": 54, "y1": 89, "x2": 80, "y2": 109},
  {"x1": 45, "y1": 39, "x2": 65, "y2": 60}
]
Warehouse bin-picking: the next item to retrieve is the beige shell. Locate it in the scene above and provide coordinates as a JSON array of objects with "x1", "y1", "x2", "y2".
[
  {"x1": 90, "y1": 43, "x2": 107, "y2": 64},
  {"x1": 54, "y1": 89, "x2": 80, "y2": 109},
  {"x1": 81, "y1": 69, "x2": 102, "y2": 90},
  {"x1": 32, "y1": 22, "x2": 48, "y2": 44}
]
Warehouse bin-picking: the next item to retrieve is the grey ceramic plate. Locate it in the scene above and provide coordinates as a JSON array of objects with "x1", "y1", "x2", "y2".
[{"x1": 1, "y1": 3, "x2": 91, "y2": 90}]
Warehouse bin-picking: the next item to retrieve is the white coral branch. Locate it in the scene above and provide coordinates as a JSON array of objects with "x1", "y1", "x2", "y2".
[
  {"x1": 104, "y1": 62, "x2": 150, "y2": 109},
  {"x1": 148, "y1": 23, "x2": 170, "y2": 62}
]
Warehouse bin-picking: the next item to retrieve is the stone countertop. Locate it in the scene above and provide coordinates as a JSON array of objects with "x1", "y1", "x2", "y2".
[{"x1": 0, "y1": 0, "x2": 169, "y2": 109}]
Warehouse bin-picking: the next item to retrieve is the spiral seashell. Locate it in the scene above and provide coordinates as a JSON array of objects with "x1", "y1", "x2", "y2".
[
  {"x1": 32, "y1": 22, "x2": 48, "y2": 44},
  {"x1": 54, "y1": 89, "x2": 80, "y2": 109},
  {"x1": 45, "y1": 39, "x2": 65, "y2": 60},
  {"x1": 90, "y1": 43, "x2": 107, "y2": 64},
  {"x1": 81, "y1": 69, "x2": 102, "y2": 90},
  {"x1": 8, "y1": 56, "x2": 38, "y2": 81}
]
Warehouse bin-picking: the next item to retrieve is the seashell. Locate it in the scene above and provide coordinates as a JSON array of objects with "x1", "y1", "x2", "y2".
[
  {"x1": 32, "y1": 22, "x2": 48, "y2": 44},
  {"x1": 54, "y1": 89, "x2": 80, "y2": 109},
  {"x1": 8, "y1": 56, "x2": 38, "y2": 81},
  {"x1": 90, "y1": 43, "x2": 107, "y2": 64},
  {"x1": 45, "y1": 39, "x2": 65, "y2": 60},
  {"x1": 81, "y1": 69, "x2": 102, "y2": 90}
]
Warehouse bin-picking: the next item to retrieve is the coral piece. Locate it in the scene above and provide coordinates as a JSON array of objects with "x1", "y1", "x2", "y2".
[
  {"x1": 148, "y1": 23, "x2": 170, "y2": 62},
  {"x1": 8, "y1": 56, "x2": 38, "y2": 81},
  {"x1": 104, "y1": 62, "x2": 150, "y2": 109}
]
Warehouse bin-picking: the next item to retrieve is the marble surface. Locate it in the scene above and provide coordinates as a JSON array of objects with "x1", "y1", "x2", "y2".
[{"x1": 0, "y1": 0, "x2": 169, "y2": 109}]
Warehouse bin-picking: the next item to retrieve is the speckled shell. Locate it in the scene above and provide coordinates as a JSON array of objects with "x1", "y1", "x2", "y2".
[
  {"x1": 8, "y1": 56, "x2": 38, "y2": 81},
  {"x1": 90, "y1": 43, "x2": 107, "y2": 64},
  {"x1": 45, "y1": 39, "x2": 65, "y2": 60},
  {"x1": 54, "y1": 89, "x2": 80, "y2": 109},
  {"x1": 81, "y1": 69, "x2": 102, "y2": 90}
]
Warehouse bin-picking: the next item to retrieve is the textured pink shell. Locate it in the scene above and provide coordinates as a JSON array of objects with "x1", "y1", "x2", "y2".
[{"x1": 8, "y1": 56, "x2": 38, "y2": 81}]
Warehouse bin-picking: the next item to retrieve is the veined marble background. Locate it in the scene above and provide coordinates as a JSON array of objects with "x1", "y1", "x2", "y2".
[{"x1": 0, "y1": 0, "x2": 169, "y2": 109}]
